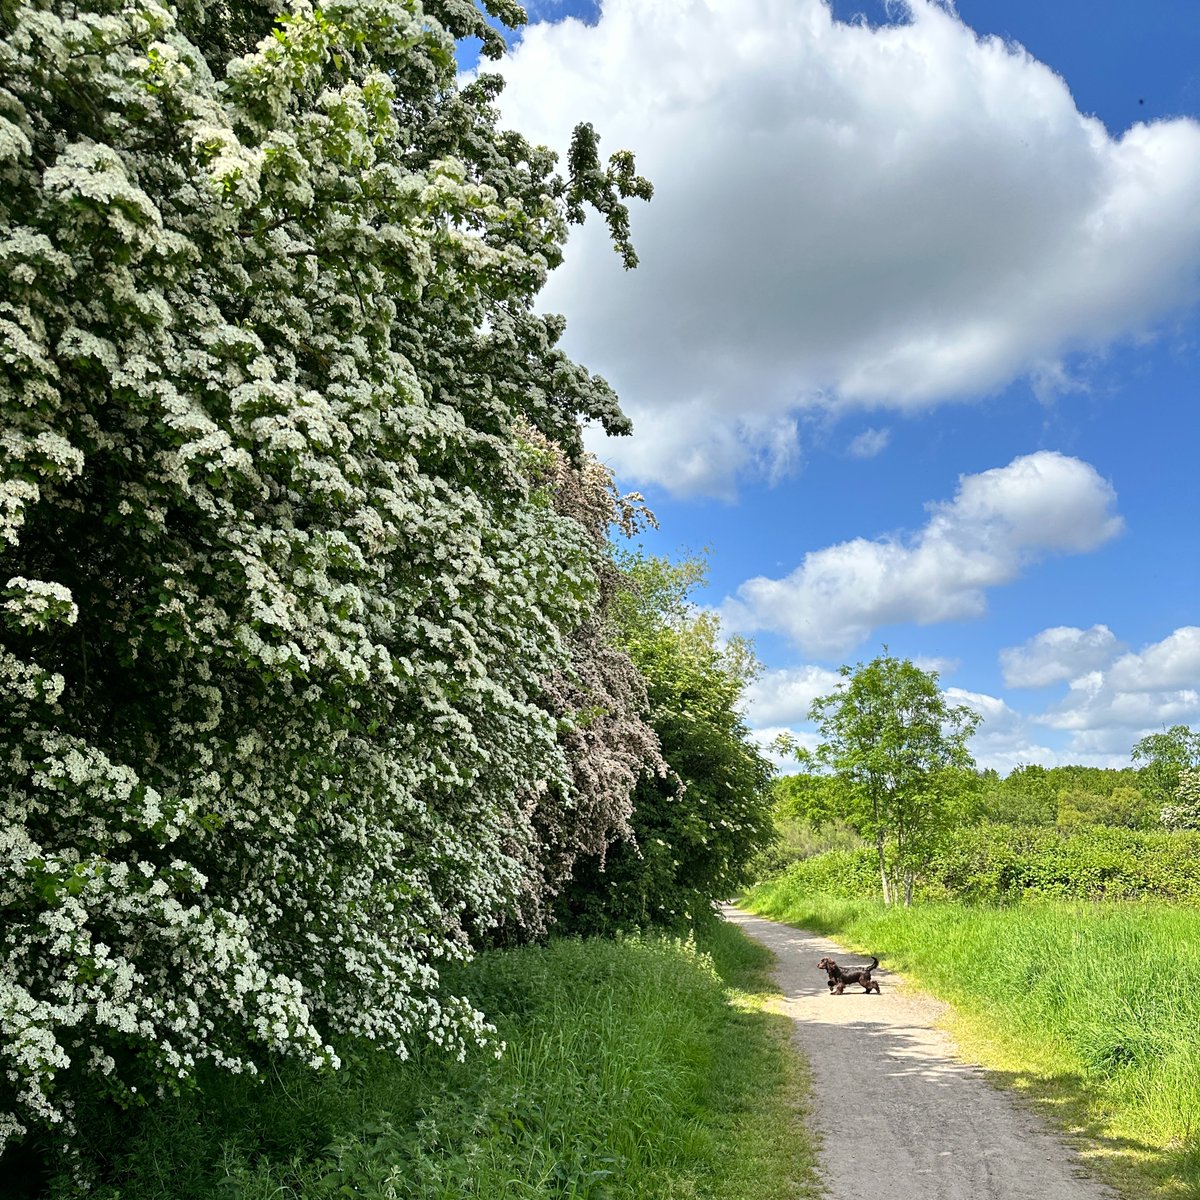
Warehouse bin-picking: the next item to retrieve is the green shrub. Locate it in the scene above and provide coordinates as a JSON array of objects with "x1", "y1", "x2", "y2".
[
  {"x1": 747, "y1": 818, "x2": 867, "y2": 883},
  {"x1": 762, "y1": 825, "x2": 1200, "y2": 906},
  {"x1": 555, "y1": 558, "x2": 775, "y2": 936}
]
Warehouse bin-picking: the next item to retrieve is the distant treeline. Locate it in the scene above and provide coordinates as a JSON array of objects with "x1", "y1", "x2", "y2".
[
  {"x1": 763, "y1": 752, "x2": 1200, "y2": 904},
  {"x1": 972, "y1": 764, "x2": 1157, "y2": 829},
  {"x1": 777, "y1": 763, "x2": 1167, "y2": 834}
]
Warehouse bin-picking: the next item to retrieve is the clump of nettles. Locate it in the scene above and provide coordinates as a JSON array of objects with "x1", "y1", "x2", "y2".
[{"x1": 0, "y1": 0, "x2": 651, "y2": 1160}]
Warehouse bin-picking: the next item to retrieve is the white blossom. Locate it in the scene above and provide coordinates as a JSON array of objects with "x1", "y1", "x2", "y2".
[{"x1": 0, "y1": 0, "x2": 648, "y2": 1163}]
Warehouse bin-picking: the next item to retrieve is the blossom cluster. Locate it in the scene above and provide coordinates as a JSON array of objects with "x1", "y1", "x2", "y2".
[
  {"x1": 0, "y1": 0, "x2": 652, "y2": 1157},
  {"x1": 1161, "y1": 768, "x2": 1200, "y2": 831},
  {"x1": 517, "y1": 436, "x2": 669, "y2": 930}
]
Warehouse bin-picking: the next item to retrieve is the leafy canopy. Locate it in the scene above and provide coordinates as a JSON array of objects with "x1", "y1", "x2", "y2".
[
  {"x1": 1132, "y1": 725, "x2": 1200, "y2": 809},
  {"x1": 556, "y1": 555, "x2": 775, "y2": 933},
  {"x1": 807, "y1": 652, "x2": 980, "y2": 904}
]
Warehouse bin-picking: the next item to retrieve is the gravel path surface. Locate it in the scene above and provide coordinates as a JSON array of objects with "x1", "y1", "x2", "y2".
[{"x1": 724, "y1": 905, "x2": 1115, "y2": 1200}]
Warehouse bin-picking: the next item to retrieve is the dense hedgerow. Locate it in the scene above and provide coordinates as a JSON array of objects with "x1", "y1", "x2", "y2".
[
  {"x1": 0, "y1": 0, "x2": 655, "y2": 1156},
  {"x1": 757, "y1": 825, "x2": 1200, "y2": 905},
  {"x1": 525, "y1": 444, "x2": 669, "y2": 932}
]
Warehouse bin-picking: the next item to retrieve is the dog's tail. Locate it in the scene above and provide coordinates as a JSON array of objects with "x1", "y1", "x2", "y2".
[{"x1": 867, "y1": 956, "x2": 879, "y2": 971}]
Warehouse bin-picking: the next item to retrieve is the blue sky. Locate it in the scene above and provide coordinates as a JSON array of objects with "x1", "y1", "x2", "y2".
[{"x1": 470, "y1": 0, "x2": 1200, "y2": 771}]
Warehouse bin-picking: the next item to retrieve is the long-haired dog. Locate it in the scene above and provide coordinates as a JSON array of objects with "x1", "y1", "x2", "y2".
[{"x1": 817, "y1": 954, "x2": 881, "y2": 995}]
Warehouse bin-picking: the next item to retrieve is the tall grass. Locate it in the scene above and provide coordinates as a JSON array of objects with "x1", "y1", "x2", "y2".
[
  {"x1": 745, "y1": 878, "x2": 1200, "y2": 1198},
  {"x1": 35, "y1": 926, "x2": 818, "y2": 1200}
]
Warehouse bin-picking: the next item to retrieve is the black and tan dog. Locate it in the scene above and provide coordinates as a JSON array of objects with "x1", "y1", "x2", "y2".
[{"x1": 817, "y1": 954, "x2": 881, "y2": 994}]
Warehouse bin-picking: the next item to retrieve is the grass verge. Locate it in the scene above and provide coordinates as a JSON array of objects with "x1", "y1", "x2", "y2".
[
  {"x1": 39, "y1": 924, "x2": 818, "y2": 1199},
  {"x1": 743, "y1": 880, "x2": 1200, "y2": 1199}
]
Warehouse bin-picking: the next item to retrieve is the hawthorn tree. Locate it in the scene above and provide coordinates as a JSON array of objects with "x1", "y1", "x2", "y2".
[
  {"x1": 1163, "y1": 768, "x2": 1200, "y2": 831},
  {"x1": 0, "y1": 0, "x2": 652, "y2": 1160},
  {"x1": 808, "y1": 653, "x2": 980, "y2": 905},
  {"x1": 513, "y1": 435, "x2": 668, "y2": 935},
  {"x1": 1132, "y1": 725, "x2": 1200, "y2": 817},
  {"x1": 555, "y1": 555, "x2": 775, "y2": 933}
]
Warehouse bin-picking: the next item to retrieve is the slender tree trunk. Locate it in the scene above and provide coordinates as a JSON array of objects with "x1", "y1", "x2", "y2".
[
  {"x1": 897, "y1": 818, "x2": 912, "y2": 905},
  {"x1": 877, "y1": 832, "x2": 890, "y2": 906}
]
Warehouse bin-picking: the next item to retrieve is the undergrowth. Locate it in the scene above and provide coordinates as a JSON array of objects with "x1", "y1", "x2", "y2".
[
  {"x1": 29, "y1": 925, "x2": 818, "y2": 1200},
  {"x1": 743, "y1": 882, "x2": 1200, "y2": 1199}
]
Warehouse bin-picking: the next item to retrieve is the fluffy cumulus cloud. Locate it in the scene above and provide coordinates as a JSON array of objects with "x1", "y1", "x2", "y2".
[
  {"x1": 946, "y1": 686, "x2": 1132, "y2": 770},
  {"x1": 750, "y1": 675, "x2": 1149, "y2": 772},
  {"x1": 912, "y1": 655, "x2": 960, "y2": 678},
  {"x1": 1037, "y1": 627, "x2": 1200, "y2": 746},
  {"x1": 1000, "y1": 624, "x2": 1122, "y2": 687},
  {"x1": 943, "y1": 687, "x2": 1069, "y2": 771},
  {"x1": 1041, "y1": 675, "x2": 1200, "y2": 744},
  {"x1": 720, "y1": 451, "x2": 1122, "y2": 656},
  {"x1": 742, "y1": 663, "x2": 845, "y2": 725},
  {"x1": 490, "y1": 0, "x2": 1200, "y2": 495},
  {"x1": 740, "y1": 629, "x2": 1200, "y2": 773},
  {"x1": 747, "y1": 725, "x2": 822, "y2": 775},
  {"x1": 1107, "y1": 626, "x2": 1200, "y2": 692},
  {"x1": 749, "y1": 675, "x2": 1107, "y2": 772}
]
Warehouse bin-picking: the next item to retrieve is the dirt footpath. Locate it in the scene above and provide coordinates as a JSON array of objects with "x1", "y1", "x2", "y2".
[{"x1": 724, "y1": 906, "x2": 1115, "y2": 1200}]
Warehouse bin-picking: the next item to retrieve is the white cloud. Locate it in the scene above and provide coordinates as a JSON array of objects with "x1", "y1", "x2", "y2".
[
  {"x1": 847, "y1": 427, "x2": 891, "y2": 459},
  {"x1": 749, "y1": 677, "x2": 1093, "y2": 773},
  {"x1": 946, "y1": 628, "x2": 1200, "y2": 764},
  {"x1": 584, "y1": 404, "x2": 800, "y2": 501},
  {"x1": 747, "y1": 725, "x2": 821, "y2": 775},
  {"x1": 1107, "y1": 626, "x2": 1200, "y2": 692},
  {"x1": 1041, "y1": 676, "x2": 1200, "y2": 736},
  {"x1": 490, "y1": 0, "x2": 1200, "y2": 495},
  {"x1": 720, "y1": 451, "x2": 1122, "y2": 655},
  {"x1": 741, "y1": 627, "x2": 1199, "y2": 774},
  {"x1": 1000, "y1": 624, "x2": 1121, "y2": 687},
  {"x1": 743, "y1": 663, "x2": 845, "y2": 725},
  {"x1": 912, "y1": 655, "x2": 959, "y2": 678},
  {"x1": 1028, "y1": 627, "x2": 1200, "y2": 755},
  {"x1": 945, "y1": 686, "x2": 1021, "y2": 731},
  {"x1": 943, "y1": 686, "x2": 1070, "y2": 772}
]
